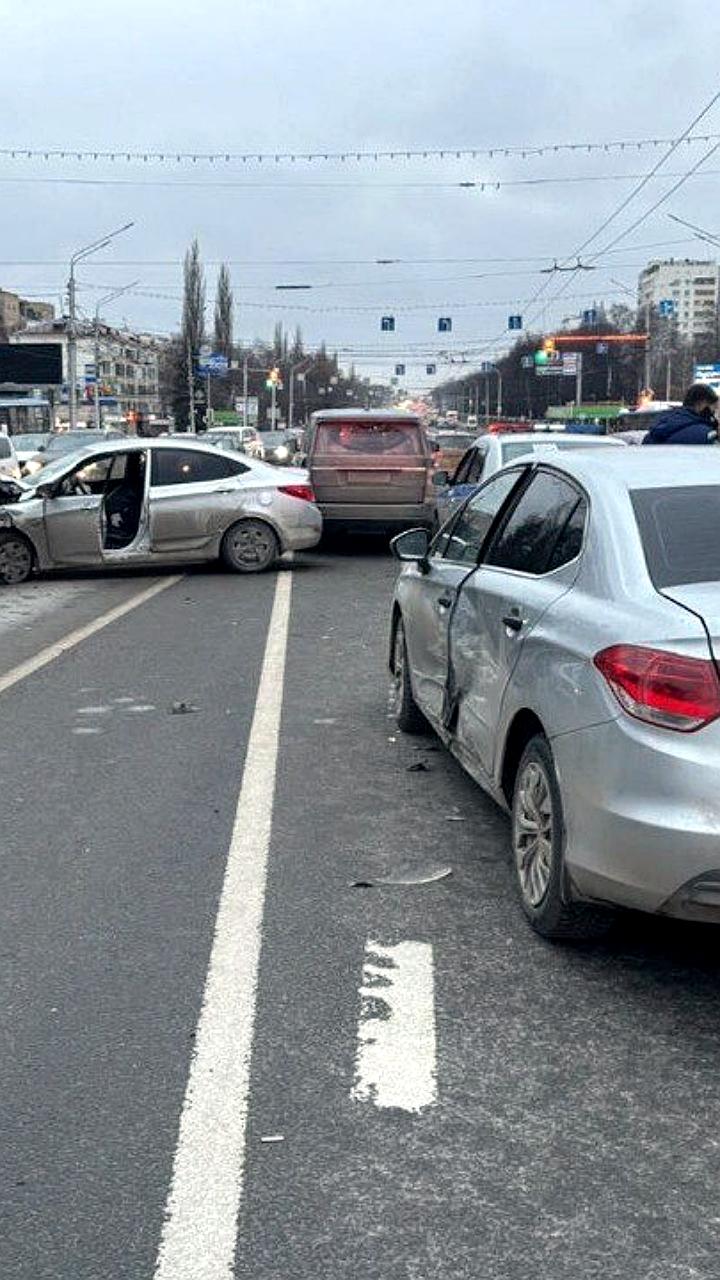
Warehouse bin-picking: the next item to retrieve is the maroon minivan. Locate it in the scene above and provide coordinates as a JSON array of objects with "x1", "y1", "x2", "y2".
[{"x1": 304, "y1": 410, "x2": 435, "y2": 533}]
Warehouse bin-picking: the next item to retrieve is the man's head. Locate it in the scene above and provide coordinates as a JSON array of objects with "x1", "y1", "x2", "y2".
[{"x1": 684, "y1": 383, "x2": 719, "y2": 419}]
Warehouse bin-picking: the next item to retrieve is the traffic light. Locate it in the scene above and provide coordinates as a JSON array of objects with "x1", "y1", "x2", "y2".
[
  {"x1": 534, "y1": 337, "x2": 556, "y2": 366},
  {"x1": 265, "y1": 367, "x2": 281, "y2": 390}
]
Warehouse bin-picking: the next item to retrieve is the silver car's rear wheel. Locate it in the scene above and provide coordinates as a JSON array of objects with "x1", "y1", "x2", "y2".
[
  {"x1": 221, "y1": 519, "x2": 280, "y2": 574},
  {"x1": 0, "y1": 532, "x2": 33, "y2": 585},
  {"x1": 514, "y1": 760, "x2": 553, "y2": 907},
  {"x1": 511, "y1": 735, "x2": 612, "y2": 942}
]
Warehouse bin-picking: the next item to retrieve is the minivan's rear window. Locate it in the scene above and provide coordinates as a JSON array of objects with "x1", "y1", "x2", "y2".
[
  {"x1": 315, "y1": 422, "x2": 422, "y2": 456},
  {"x1": 632, "y1": 486, "x2": 720, "y2": 587}
]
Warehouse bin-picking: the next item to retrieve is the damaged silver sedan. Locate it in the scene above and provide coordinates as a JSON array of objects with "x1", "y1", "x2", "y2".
[
  {"x1": 390, "y1": 448, "x2": 720, "y2": 941},
  {"x1": 0, "y1": 437, "x2": 322, "y2": 584}
]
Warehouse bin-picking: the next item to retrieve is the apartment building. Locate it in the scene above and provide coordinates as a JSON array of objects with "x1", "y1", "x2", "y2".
[
  {"x1": 638, "y1": 259, "x2": 720, "y2": 342},
  {"x1": 9, "y1": 319, "x2": 163, "y2": 420}
]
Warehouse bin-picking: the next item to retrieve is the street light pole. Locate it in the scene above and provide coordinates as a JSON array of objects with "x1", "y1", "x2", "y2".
[
  {"x1": 288, "y1": 356, "x2": 315, "y2": 433},
  {"x1": 93, "y1": 280, "x2": 139, "y2": 431},
  {"x1": 67, "y1": 221, "x2": 134, "y2": 430}
]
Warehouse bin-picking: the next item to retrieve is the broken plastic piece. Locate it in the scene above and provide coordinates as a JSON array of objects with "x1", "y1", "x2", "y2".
[
  {"x1": 407, "y1": 761, "x2": 430, "y2": 772},
  {"x1": 170, "y1": 701, "x2": 199, "y2": 715},
  {"x1": 351, "y1": 865, "x2": 452, "y2": 888},
  {"x1": 260, "y1": 1134, "x2": 285, "y2": 1144}
]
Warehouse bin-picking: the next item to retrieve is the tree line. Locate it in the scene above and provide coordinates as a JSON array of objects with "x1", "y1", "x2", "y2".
[
  {"x1": 160, "y1": 239, "x2": 386, "y2": 430},
  {"x1": 431, "y1": 303, "x2": 719, "y2": 420}
]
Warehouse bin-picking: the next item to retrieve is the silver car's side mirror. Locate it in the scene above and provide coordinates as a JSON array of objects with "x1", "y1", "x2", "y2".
[
  {"x1": 35, "y1": 482, "x2": 56, "y2": 500},
  {"x1": 432, "y1": 470, "x2": 449, "y2": 487},
  {"x1": 391, "y1": 527, "x2": 431, "y2": 564}
]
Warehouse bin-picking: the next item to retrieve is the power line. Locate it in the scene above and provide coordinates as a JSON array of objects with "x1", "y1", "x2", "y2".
[
  {"x1": 3, "y1": 167, "x2": 720, "y2": 193},
  {"x1": 0, "y1": 238, "x2": 697, "y2": 269},
  {"x1": 2, "y1": 133, "x2": 720, "y2": 165}
]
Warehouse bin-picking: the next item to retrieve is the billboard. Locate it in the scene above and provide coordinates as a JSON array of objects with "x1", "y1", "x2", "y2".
[{"x1": 0, "y1": 343, "x2": 63, "y2": 385}]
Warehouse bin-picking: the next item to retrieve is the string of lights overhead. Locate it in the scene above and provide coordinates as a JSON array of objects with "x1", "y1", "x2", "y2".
[{"x1": 1, "y1": 133, "x2": 719, "y2": 165}]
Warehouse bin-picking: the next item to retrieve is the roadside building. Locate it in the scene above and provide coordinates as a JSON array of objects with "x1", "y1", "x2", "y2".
[
  {"x1": 8, "y1": 319, "x2": 163, "y2": 423},
  {"x1": 638, "y1": 259, "x2": 720, "y2": 343}
]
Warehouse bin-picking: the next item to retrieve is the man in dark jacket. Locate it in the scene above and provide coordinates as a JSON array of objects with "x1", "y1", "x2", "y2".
[{"x1": 643, "y1": 383, "x2": 719, "y2": 445}]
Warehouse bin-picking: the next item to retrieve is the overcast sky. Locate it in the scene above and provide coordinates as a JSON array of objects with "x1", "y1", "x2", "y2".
[{"x1": 2, "y1": 0, "x2": 720, "y2": 388}]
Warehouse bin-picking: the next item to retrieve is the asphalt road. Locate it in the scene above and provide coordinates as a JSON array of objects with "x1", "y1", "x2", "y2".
[{"x1": 1, "y1": 551, "x2": 720, "y2": 1280}]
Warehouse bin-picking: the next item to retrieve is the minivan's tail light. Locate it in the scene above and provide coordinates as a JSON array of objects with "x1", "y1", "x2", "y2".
[
  {"x1": 594, "y1": 644, "x2": 720, "y2": 732},
  {"x1": 279, "y1": 483, "x2": 315, "y2": 503}
]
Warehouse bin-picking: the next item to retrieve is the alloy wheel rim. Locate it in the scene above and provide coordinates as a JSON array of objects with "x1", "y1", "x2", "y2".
[
  {"x1": 391, "y1": 626, "x2": 404, "y2": 710},
  {"x1": 514, "y1": 761, "x2": 554, "y2": 907},
  {"x1": 231, "y1": 525, "x2": 274, "y2": 566},
  {"x1": 0, "y1": 538, "x2": 31, "y2": 584}
]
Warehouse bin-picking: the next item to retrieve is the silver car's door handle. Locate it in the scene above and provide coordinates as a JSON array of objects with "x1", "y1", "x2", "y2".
[
  {"x1": 215, "y1": 487, "x2": 235, "y2": 494},
  {"x1": 503, "y1": 612, "x2": 523, "y2": 632},
  {"x1": 437, "y1": 593, "x2": 454, "y2": 611}
]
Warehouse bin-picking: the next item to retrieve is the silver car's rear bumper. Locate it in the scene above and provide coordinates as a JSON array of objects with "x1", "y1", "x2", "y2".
[{"x1": 553, "y1": 717, "x2": 720, "y2": 919}]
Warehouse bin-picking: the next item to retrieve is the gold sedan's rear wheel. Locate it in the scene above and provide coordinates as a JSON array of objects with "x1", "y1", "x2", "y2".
[{"x1": 220, "y1": 519, "x2": 280, "y2": 574}]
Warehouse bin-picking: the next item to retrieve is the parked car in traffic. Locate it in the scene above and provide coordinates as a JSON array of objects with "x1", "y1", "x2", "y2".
[
  {"x1": 303, "y1": 409, "x2": 436, "y2": 532},
  {"x1": 24, "y1": 428, "x2": 127, "y2": 475},
  {"x1": 0, "y1": 437, "x2": 321, "y2": 584},
  {"x1": 258, "y1": 430, "x2": 299, "y2": 466},
  {"x1": 430, "y1": 430, "x2": 477, "y2": 475},
  {"x1": 10, "y1": 432, "x2": 51, "y2": 475},
  {"x1": 205, "y1": 426, "x2": 265, "y2": 460},
  {"x1": 390, "y1": 448, "x2": 720, "y2": 939},
  {"x1": 0, "y1": 435, "x2": 21, "y2": 480},
  {"x1": 433, "y1": 431, "x2": 626, "y2": 526}
]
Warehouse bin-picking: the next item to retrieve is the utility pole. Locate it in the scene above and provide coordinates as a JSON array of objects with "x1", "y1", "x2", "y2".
[
  {"x1": 496, "y1": 370, "x2": 503, "y2": 417},
  {"x1": 484, "y1": 375, "x2": 490, "y2": 419},
  {"x1": 575, "y1": 352, "x2": 584, "y2": 406},
  {"x1": 67, "y1": 221, "x2": 134, "y2": 429},
  {"x1": 644, "y1": 300, "x2": 652, "y2": 389},
  {"x1": 187, "y1": 342, "x2": 196, "y2": 433},
  {"x1": 270, "y1": 377, "x2": 277, "y2": 428}
]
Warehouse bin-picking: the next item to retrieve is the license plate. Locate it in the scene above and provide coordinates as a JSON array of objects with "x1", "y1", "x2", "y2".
[{"x1": 347, "y1": 470, "x2": 393, "y2": 484}]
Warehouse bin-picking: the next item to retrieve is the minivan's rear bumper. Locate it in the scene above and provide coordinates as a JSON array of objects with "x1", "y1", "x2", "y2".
[{"x1": 320, "y1": 501, "x2": 435, "y2": 530}]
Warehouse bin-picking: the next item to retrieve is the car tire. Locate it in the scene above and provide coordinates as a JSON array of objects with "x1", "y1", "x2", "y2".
[
  {"x1": 0, "y1": 530, "x2": 34, "y2": 585},
  {"x1": 392, "y1": 616, "x2": 426, "y2": 734},
  {"x1": 511, "y1": 734, "x2": 612, "y2": 942},
  {"x1": 220, "y1": 519, "x2": 280, "y2": 574}
]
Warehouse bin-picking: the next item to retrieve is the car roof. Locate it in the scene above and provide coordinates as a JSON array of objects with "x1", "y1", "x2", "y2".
[
  {"x1": 479, "y1": 430, "x2": 622, "y2": 447},
  {"x1": 516, "y1": 444, "x2": 720, "y2": 492},
  {"x1": 310, "y1": 409, "x2": 421, "y2": 423},
  {"x1": 48, "y1": 436, "x2": 240, "y2": 457}
]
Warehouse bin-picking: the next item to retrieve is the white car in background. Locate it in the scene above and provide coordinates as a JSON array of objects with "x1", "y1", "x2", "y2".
[
  {"x1": 0, "y1": 435, "x2": 21, "y2": 481},
  {"x1": 433, "y1": 431, "x2": 627, "y2": 525}
]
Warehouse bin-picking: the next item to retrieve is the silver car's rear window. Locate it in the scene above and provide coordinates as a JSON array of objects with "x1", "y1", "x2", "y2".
[{"x1": 632, "y1": 486, "x2": 720, "y2": 587}]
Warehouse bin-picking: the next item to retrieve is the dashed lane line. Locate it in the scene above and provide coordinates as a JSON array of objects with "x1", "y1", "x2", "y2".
[{"x1": 352, "y1": 938, "x2": 438, "y2": 1113}]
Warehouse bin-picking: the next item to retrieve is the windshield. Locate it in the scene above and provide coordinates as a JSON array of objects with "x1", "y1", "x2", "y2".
[
  {"x1": 315, "y1": 421, "x2": 422, "y2": 456},
  {"x1": 435, "y1": 433, "x2": 475, "y2": 449},
  {"x1": 13, "y1": 433, "x2": 48, "y2": 451}
]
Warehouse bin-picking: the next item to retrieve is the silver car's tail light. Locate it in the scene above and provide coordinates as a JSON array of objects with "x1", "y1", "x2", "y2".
[
  {"x1": 594, "y1": 644, "x2": 720, "y2": 732},
  {"x1": 279, "y1": 484, "x2": 315, "y2": 503}
]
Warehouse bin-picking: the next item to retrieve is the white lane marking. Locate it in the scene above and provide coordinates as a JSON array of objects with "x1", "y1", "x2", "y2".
[
  {"x1": 352, "y1": 939, "x2": 438, "y2": 1114},
  {"x1": 0, "y1": 577, "x2": 182, "y2": 698},
  {"x1": 153, "y1": 569, "x2": 293, "y2": 1280}
]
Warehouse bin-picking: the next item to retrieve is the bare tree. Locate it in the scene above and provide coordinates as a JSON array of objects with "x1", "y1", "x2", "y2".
[{"x1": 213, "y1": 263, "x2": 233, "y2": 358}]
